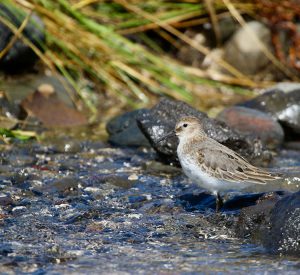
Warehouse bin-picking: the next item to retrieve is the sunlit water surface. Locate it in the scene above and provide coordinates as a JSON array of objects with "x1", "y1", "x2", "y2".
[{"x1": 0, "y1": 140, "x2": 299, "y2": 274}]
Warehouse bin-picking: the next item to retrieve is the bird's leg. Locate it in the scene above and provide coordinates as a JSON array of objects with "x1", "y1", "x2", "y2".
[{"x1": 215, "y1": 192, "x2": 223, "y2": 212}]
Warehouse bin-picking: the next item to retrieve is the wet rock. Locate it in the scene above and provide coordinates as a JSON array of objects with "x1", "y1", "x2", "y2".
[
  {"x1": 58, "y1": 159, "x2": 82, "y2": 172},
  {"x1": 5, "y1": 154, "x2": 36, "y2": 167},
  {"x1": 236, "y1": 192, "x2": 282, "y2": 240},
  {"x1": 224, "y1": 21, "x2": 271, "y2": 75},
  {"x1": 139, "y1": 199, "x2": 183, "y2": 214},
  {"x1": 264, "y1": 191, "x2": 300, "y2": 255},
  {"x1": 142, "y1": 160, "x2": 182, "y2": 177},
  {"x1": 0, "y1": 176, "x2": 12, "y2": 186},
  {"x1": 16, "y1": 198, "x2": 32, "y2": 207},
  {"x1": 0, "y1": 3, "x2": 45, "y2": 73},
  {"x1": 0, "y1": 243, "x2": 13, "y2": 256},
  {"x1": 137, "y1": 98, "x2": 264, "y2": 164},
  {"x1": 12, "y1": 206, "x2": 27, "y2": 215},
  {"x1": 35, "y1": 177, "x2": 80, "y2": 196},
  {"x1": 105, "y1": 175, "x2": 137, "y2": 189},
  {"x1": 239, "y1": 84, "x2": 300, "y2": 136},
  {"x1": 106, "y1": 109, "x2": 150, "y2": 147},
  {"x1": 236, "y1": 191, "x2": 300, "y2": 255},
  {"x1": 0, "y1": 193, "x2": 14, "y2": 206},
  {"x1": 87, "y1": 174, "x2": 137, "y2": 190},
  {"x1": 47, "y1": 139, "x2": 82, "y2": 154},
  {"x1": 10, "y1": 168, "x2": 38, "y2": 185},
  {"x1": 217, "y1": 106, "x2": 284, "y2": 149},
  {"x1": 127, "y1": 195, "x2": 148, "y2": 204}
]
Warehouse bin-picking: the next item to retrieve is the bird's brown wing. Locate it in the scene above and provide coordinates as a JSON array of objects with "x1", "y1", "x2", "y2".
[{"x1": 195, "y1": 141, "x2": 280, "y2": 184}]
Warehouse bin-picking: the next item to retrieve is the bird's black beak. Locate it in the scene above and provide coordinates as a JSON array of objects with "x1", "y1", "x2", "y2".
[{"x1": 156, "y1": 130, "x2": 176, "y2": 143}]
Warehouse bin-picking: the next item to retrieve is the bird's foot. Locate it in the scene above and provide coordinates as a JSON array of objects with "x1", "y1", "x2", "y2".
[{"x1": 215, "y1": 193, "x2": 223, "y2": 212}]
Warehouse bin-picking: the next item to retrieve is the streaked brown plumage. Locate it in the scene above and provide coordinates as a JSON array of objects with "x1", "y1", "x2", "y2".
[
  {"x1": 180, "y1": 135, "x2": 278, "y2": 184},
  {"x1": 160, "y1": 116, "x2": 281, "y2": 211}
]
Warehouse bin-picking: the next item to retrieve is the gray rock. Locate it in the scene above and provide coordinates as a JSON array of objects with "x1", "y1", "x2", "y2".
[
  {"x1": 137, "y1": 98, "x2": 264, "y2": 165},
  {"x1": 224, "y1": 21, "x2": 271, "y2": 75},
  {"x1": 34, "y1": 177, "x2": 80, "y2": 196},
  {"x1": 217, "y1": 106, "x2": 284, "y2": 149},
  {"x1": 0, "y1": 193, "x2": 14, "y2": 206},
  {"x1": 105, "y1": 175, "x2": 137, "y2": 189},
  {"x1": 0, "y1": 3, "x2": 45, "y2": 73},
  {"x1": 106, "y1": 109, "x2": 150, "y2": 147},
  {"x1": 12, "y1": 206, "x2": 27, "y2": 215},
  {"x1": 264, "y1": 191, "x2": 300, "y2": 255},
  {"x1": 5, "y1": 154, "x2": 36, "y2": 167},
  {"x1": 236, "y1": 192, "x2": 282, "y2": 241},
  {"x1": 0, "y1": 243, "x2": 13, "y2": 256},
  {"x1": 236, "y1": 191, "x2": 300, "y2": 256},
  {"x1": 239, "y1": 84, "x2": 300, "y2": 135},
  {"x1": 139, "y1": 199, "x2": 182, "y2": 214}
]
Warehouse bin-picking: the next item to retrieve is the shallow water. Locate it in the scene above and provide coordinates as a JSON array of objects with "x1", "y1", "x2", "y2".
[{"x1": 0, "y1": 139, "x2": 299, "y2": 274}]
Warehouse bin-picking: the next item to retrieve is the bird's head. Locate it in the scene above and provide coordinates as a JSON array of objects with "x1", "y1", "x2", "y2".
[
  {"x1": 175, "y1": 116, "x2": 205, "y2": 140},
  {"x1": 157, "y1": 116, "x2": 206, "y2": 143}
]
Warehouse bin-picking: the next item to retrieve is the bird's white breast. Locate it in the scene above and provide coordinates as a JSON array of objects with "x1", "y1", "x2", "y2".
[{"x1": 178, "y1": 153, "x2": 219, "y2": 192}]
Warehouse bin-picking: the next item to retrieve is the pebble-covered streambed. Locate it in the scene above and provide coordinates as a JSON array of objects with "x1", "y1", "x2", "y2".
[{"x1": 0, "y1": 139, "x2": 300, "y2": 274}]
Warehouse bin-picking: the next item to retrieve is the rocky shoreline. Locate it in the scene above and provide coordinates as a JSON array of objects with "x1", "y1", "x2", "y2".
[
  {"x1": 107, "y1": 85, "x2": 300, "y2": 256},
  {"x1": 0, "y1": 1, "x2": 300, "y2": 273}
]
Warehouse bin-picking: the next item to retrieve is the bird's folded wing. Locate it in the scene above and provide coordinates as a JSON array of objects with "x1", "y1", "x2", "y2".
[{"x1": 196, "y1": 146, "x2": 280, "y2": 184}]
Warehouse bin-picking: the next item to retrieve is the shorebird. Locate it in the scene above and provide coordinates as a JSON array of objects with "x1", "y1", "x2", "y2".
[{"x1": 158, "y1": 116, "x2": 281, "y2": 211}]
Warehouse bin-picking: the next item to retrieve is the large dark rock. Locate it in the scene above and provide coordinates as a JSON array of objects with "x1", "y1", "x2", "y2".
[
  {"x1": 236, "y1": 192, "x2": 282, "y2": 241},
  {"x1": 217, "y1": 106, "x2": 284, "y2": 149},
  {"x1": 264, "y1": 191, "x2": 300, "y2": 255},
  {"x1": 236, "y1": 191, "x2": 300, "y2": 256},
  {"x1": 0, "y1": 193, "x2": 14, "y2": 206},
  {"x1": 106, "y1": 109, "x2": 150, "y2": 147},
  {"x1": 137, "y1": 98, "x2": 265, "y2": 165},
  {"x1": 0, "y1": 3, "x2": 45, "y2": 73},
  {"x1": 239, "y1": 84, "x2": 300, "y2": 136}
]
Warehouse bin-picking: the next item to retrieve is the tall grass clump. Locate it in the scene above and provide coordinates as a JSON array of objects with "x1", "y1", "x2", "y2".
[{"x1": 2, "y1": 0, "x2": 273, "y2": 113}]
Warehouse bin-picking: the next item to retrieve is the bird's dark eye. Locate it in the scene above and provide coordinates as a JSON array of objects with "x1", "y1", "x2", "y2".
[{"x1": 183, "y1": 123, "x2": 188, "y2": 128}]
